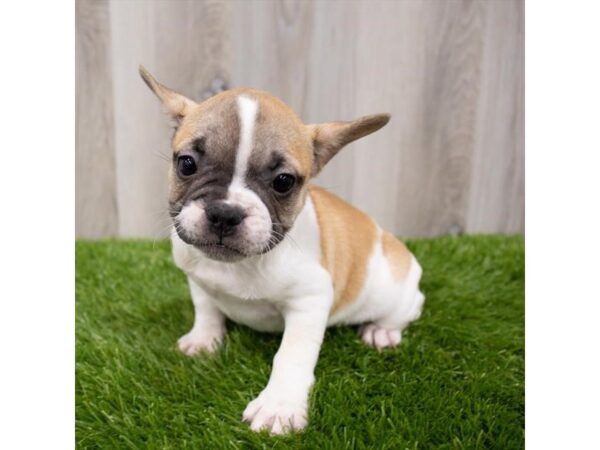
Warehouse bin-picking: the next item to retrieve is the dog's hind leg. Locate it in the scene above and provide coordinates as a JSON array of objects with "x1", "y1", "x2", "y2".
[{"x1": 359, "y1": 255, "x2": 425, "y2": 350}]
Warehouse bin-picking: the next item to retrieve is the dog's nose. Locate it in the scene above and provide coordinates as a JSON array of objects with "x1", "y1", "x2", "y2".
[{"x1": 205, "y1": 203, "x2": 246, "y2": 237}]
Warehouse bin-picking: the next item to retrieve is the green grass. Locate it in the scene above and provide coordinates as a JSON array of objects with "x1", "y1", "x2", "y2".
[{"x1": 76, "y1": 235, "x2": 524, "y2": 449}]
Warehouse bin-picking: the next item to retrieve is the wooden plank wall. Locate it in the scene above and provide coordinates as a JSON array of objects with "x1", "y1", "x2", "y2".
[
  {"x1": 76, "y1": 0, "x2": 524, "y2": 239},
  {"x1": 76, "y1": 0, "x2": 118, "y2": 238}
]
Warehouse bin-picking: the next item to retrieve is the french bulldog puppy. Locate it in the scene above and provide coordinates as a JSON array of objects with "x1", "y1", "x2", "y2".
[{"x1": 140, "y1": 66, "x2": 425, "y2": 435}]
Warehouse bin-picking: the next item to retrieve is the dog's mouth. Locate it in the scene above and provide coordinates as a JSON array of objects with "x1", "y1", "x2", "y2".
[
  {"x1": 193, "y1": 240, "x2": 250, "y2": 262},
  {"x1": 195, "y1": 241, "x2": 245, "y2": 256},
  {"x1": 172, "y1": 218, "x2": 288, "y2": 261},
  {"x1": 173, "y1": 224, "x2": 246, "y2": 259}
]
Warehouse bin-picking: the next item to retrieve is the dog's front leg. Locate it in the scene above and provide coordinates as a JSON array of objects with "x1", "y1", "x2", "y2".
[
  {"x1": 177, "y1": 277, "x2": 226, "y2": 355},
  {"x1": 243, "y1": 295, "x2": 330, "y2": 434}
]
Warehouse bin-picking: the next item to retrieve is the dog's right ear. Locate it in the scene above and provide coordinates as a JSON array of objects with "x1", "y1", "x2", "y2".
[{"x1": 139, "y1": 65, "x2": 196, "y2": 123}]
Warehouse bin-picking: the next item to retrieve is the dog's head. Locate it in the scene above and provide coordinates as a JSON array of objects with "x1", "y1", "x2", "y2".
[{"x1": 140, "y1": 66, "x2": 390, "y2": 262}]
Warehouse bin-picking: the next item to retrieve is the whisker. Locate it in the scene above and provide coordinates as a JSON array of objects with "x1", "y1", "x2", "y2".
[
  {"x1": 269, "y1": 228, "x2": 304, "y2": 255},
  {"x1": 153, "y1": 149, "x2": 172, "y2": 163}
]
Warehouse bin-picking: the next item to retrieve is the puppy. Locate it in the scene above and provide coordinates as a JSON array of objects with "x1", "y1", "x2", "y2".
[{"x1": 140, "y1": 66, "x2": 425, "y2": 435}]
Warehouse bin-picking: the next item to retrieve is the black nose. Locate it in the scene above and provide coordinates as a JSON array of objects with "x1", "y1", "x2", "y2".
[{"x1": 205, "y1": 203, "x2": 246, "y2": 237}]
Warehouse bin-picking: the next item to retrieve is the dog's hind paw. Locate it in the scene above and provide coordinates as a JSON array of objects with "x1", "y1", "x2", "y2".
[{"x1": 359, "y1": 323, "x2": 401, "y2": 350}]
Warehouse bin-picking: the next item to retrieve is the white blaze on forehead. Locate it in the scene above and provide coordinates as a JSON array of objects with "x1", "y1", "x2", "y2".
[
  {"x1": 225, "y1": 95, "x2": 272, "y2": 252},
  {"x1": 232, "y1": 95, "x2": 259, "y2": 187}
]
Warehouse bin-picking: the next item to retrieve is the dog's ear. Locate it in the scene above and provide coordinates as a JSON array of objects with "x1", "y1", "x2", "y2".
[
  {"x1": 139, "y1": 65, "x2": 196, "y2": 124},
  {"x1": 307, "y1": 114, "x2": 391, "y2": 176}
]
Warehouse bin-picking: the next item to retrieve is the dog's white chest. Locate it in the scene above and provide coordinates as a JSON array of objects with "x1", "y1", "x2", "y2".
[
  {"x1": 171, "y1": 198, "x2": 327, "y2": 332},
  {"x1": 186, "y1": 261, "x2": 291, "y2": 332},
  {"x1": 202, "y1": 289, "x2": 285, "y2": 332}
]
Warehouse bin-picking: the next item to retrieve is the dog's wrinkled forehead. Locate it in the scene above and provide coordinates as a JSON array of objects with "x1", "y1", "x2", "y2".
[
  {"x1": 173, "y1": 93, "x2": 238, "y2": 163},
  {"x1": 172, "y1": 89, "x2": 313, "y2": 178}
]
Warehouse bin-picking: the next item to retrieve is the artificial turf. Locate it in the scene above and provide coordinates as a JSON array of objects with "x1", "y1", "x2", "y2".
[{"x1": 76, "y1": 235, "x2": 524, "y2": 449}]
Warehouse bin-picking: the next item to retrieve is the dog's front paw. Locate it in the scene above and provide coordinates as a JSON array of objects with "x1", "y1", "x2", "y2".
[
  {"x1": 177, "y1": 327, "x2": 225, "y2": 356},
  {"x1": 242, "y1": 389, "x2": 308, "y2": 435}
]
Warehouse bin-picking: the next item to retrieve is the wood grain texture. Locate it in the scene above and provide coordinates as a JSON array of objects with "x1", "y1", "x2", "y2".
[
  {"x1": 75, "y1": 0, "x2": 118, "y2": 238},
  {"x1": 350, "y1": 0, "x2": 487, "y2": 236},
  {"x1": 108, "y1": 0, "x2": 230, "y2": 238},
  {"x1": 467, "y1": 0, "x2": 525, "y2": 233},
  {"x1": 76, "y1": 0, "x2": 524, "y2": 238}
]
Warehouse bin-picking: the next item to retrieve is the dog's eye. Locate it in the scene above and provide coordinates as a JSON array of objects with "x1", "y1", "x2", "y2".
[
  {"x1": 177, "y1": 155, "x2": 197, "y2": 177},
  {"x1": 272, "y1": 173, "x2": 296, "y2": 193}
]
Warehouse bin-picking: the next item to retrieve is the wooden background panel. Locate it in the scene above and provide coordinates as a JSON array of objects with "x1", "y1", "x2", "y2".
[
  {"x1": 467, "y1": 0, "x2": 525, "y2": 233},
  {"x1": 351, "y1": 0, "x2": 487, "y2": 236},
  {"x1": 75, "y1": 0, "x2": 118, "y2": 238},
  {"x1": 109, "y1": 0, "x2": 165, "y2": 239},
  {"x1": 76, "y1": 0, "x2": 524, "y2": 238}
]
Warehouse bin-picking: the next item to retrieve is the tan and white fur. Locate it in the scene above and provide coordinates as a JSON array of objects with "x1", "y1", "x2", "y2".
[{"x1": 140, "y1": 66, "x2": 425, "y2": 435}]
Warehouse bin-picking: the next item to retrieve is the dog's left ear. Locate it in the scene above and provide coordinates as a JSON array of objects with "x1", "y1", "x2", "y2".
[
  {"x1": 307, "y1": 114, "x2": 391, "y2": 176},
  {"x1": 139, "y1": 65, "x2": 197, "y2": 123}
]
